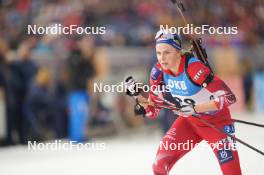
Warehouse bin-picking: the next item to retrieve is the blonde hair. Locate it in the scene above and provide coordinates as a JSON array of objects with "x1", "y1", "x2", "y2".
[{"x1": 36, "y1": 67, "x2": 52, "y2": 86}]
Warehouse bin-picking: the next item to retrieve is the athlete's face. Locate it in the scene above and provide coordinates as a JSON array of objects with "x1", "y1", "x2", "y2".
[{"x1": 156, "y1": 43, "x2": 181, "y2": 70}]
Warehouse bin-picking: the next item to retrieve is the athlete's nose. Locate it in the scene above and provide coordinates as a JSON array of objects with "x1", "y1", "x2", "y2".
[{"x1": 160, "y1": 53, "x2": 166, "y2": 62}]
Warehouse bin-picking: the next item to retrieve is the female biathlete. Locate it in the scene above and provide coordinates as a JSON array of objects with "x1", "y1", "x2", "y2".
[{"x1": 132, "y1": 30, "x2": 242, "y2": 175}]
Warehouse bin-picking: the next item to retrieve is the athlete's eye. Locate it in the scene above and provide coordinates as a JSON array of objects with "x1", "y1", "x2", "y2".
[{"x1": 163, "y1": 51, "x2": 170, "y2": 55}]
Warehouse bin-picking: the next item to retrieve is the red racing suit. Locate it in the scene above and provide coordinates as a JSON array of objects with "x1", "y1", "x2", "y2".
[{"x1": 146, "y1": 54, "x2": 242, "y2": 175}]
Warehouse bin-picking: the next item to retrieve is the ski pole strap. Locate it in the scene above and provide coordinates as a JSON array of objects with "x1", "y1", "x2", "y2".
[{"x1": 202, "y1": 72, "x2": 214, "y2": 87}]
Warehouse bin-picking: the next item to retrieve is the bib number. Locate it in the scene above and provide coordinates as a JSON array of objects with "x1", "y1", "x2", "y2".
[{"x1": 173, "y1": 95, "x2": 214, "y2": 105}]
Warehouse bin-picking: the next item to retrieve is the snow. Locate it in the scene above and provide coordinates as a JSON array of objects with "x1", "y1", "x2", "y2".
[{"x1": 0, "y1": 113, "x2": 263, "y2": 175}]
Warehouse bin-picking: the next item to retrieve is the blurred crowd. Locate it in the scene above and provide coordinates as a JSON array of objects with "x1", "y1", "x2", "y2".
[
  {"x1": 0, "y1": 0, "x2": 263, "y2": 145},
  {"x1": 1, "y1": 0, "x2": 263, "y2": 47}
]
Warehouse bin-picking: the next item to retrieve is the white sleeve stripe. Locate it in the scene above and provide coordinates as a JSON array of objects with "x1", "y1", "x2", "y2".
[{"x1": 220, "y1": 96, "x2": 224, "y2": 109}]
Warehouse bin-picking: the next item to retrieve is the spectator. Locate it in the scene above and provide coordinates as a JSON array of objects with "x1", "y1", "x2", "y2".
[
  {"x1": 24, "y1": 67, "x2": 63, "y2": 140},
  {"x1": 54, "y1": 67, "x2": 69, "y2": 138},
  {"x1": 0, "y1": 39, "x2": 9, "y2": 145},
  {"x1": 241, "y1": 57, "x2": 253, "y2": 111},
  {"x1": 11, "y1": 41, "x2": 37, "y2": 144},
  {"x1": 66, "y1": 36, "x2": 96, "y2": 142}
]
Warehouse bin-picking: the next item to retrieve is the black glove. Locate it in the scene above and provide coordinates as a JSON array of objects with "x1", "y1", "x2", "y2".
[
  {"x1": 124, "y1": 76, "x2": 147, "y2": 117},
  {"x1": 124, "y1": 76, "x2": 142, "y2": 96},
  {"x1": 134, "y1": 103, "x2": 146, "y2": 116}
]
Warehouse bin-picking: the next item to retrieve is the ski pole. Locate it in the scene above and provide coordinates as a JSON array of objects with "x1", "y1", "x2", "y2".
[
  {"x1": 231, "y1": 119, "x2": 264, "y2": 128},
  {"x1": 152, "y1": 98, "x2": 264, "y2": 156},
  {"x1": 194, "y1": 115, "x2": 264, "y2": 156}
]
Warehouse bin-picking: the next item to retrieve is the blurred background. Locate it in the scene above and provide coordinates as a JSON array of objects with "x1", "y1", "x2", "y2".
[{"x1": 0, "y1": 0, "x2": 263, "y2": 174}]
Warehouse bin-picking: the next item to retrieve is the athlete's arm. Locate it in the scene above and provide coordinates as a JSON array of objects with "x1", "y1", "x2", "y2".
[
  {"x1": 194, "y1": 100, "x2": 218, "y2": 113},
  {"x1": 143, "y1": 63, "x2": 164, "y2": 119},
  {"x1": 187, "y1": 61, "x2": 236, "y2": 113}
]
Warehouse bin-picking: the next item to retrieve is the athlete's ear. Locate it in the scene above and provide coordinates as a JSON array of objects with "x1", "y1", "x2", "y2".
[{"x1": 179, "y1": 49, "x2": 189, "y2": 56}]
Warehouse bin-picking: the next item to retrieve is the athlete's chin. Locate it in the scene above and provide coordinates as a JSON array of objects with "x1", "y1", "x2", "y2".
[{"x1": 161, "y1": 63, "x2": 169, "y2": 69}]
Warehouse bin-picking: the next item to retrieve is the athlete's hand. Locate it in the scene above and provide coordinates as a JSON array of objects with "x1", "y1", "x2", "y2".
[
  {"x1": 179, "y1": 104, "x2": 196, "y2": 117},
  {"x1": 134, "y1": 103, "x2": 146, "y2": 116},
  {"x1": 134, "y1": 96, "x2": 155, "y2": 116},
  {"x1": 124, "y1": 76, "x2": 141, "y2": 96},
  {"x1": 136, "y1": 95, "x2": 154, "y2": 108}
]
